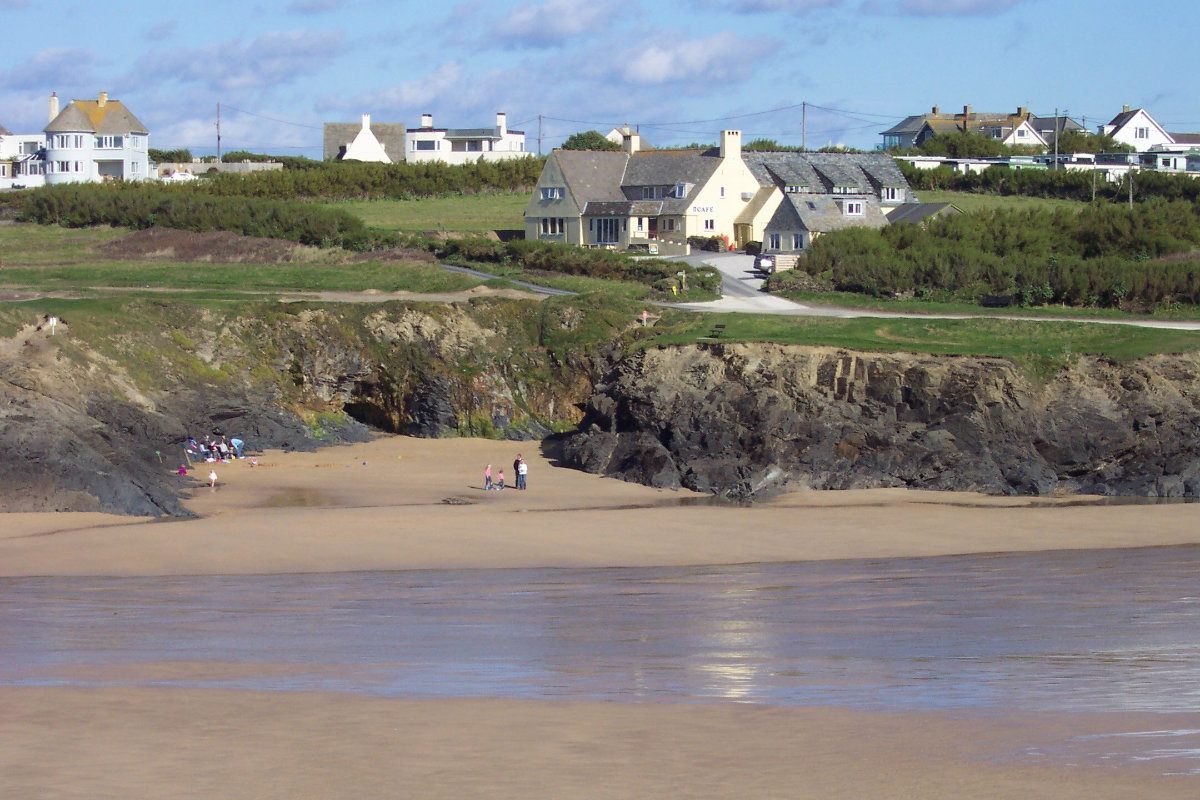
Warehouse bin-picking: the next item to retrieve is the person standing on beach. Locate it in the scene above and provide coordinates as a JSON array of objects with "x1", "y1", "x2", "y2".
[
  {"x1": 208, "y1": 469, "x2": 218, "y2": 491},
  {"x1": 517, "y1": 458, "x2": 528, "y2": 491},
  {"x1": 484, "y1": 464, "x2": 493, "y2": 491}
]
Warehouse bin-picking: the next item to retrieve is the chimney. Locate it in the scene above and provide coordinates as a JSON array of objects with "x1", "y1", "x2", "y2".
[
  {"x1": 1017, "y1": 105, "x2": 1028, "y2": 118},
  {"x1": 963, "y1": 104, "x2": 973, "y2": 118},
  {"x1": 48, "y1": 91, "x2": 59, "y2": 123},
  {"x1": 720, "y1": 129, "x2": 741, "y2": 161},
  {"x1": 496, "y1": 112, "x2": 506, "y2": 134},
  {"x1": 1122, "y1": 104, "x2": 1130, "y2": 114},
  {"x1": 98, "y1": 91, "x2": 108, "y2": 108},
  {"x1": 622, "y1": 130, "x2": 640, "y2": 155},
  {"x1": 931, "y1": 105, "x2": 940, "y2": 115},
  {"x1": 361, "y1": 113, "x2": 371, "y2": 131},
  {"x1": 421, "y1": 113, "x2": 433, "y2": 128}
]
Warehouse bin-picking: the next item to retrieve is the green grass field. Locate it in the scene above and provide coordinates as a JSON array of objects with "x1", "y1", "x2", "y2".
[
  {"x1": 328, "y1": 193, "x2": 528, "y2": 233},
  {"x1": 917, "y1": 189, "x2": 1084, "y2": 214}
]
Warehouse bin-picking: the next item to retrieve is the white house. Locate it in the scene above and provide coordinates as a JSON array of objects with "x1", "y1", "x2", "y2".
[
  {"x1": 406, "y1": 112, "x2": 526, "y2": 164},
  {"x1": 0, "y1": 124, "x2": 46, "y2": 189},
  {"x1": 44, "y1": 91, "x2": 150, "y2": 184},
  {"x1": 1101, "y1": 106, "x2": 1174, "y2": 152}
]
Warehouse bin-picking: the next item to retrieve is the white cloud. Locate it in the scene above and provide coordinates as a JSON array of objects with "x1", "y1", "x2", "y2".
[
  {"x1": 711, "y1": 0, "x2": 842, "y2": 11},
  {"x1": 334, "y1": 61, "x2": 468, "y2": 115},
  {"x1": 288, "y1": 0, "x2": 346, "y2": 13},
  {"x1": 9, "y1": 48, "x2": 101, "y2": 91},
  {"x1": 895, "y1": 0, "x2": 1025, "y2": 15},
  {"x1": 492, "y1": 0, "x2": 625, "y2": 48},
  {"x1": 616, "y1": 32, "x2": 763, "y2": 85},
  {"x1": 136, "y1": 30, "x2": 345, "y2": 92}
]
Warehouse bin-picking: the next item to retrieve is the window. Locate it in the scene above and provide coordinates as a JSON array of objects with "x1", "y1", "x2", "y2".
[
  {"x1": 673, "y1": 182, "x2": 688, "y2": 198},
  {"x1": 665, "y1": 219, "x2": 676, "y2": 232},
  {"x1": 596, "y1": 218, "x2": 620, "y2": 243},
  {"x1": 414, "y1": 140, "x2": 437, "y2": 151},
  {"x1": 704, "y1": 219, "x2": 715, "y2": 231},
  {"x1": 131, "y1": 161, "x2": 140, "y2": 174},
  {"x1": 642, "y1": 186, "x2": 655, "y2": 199},
  {"x1": 20, "y1": 141, "x2": 40, "y2": 155},
  {"x1": 792, "y1": 233, "x2": 804, "y2": 250},
  {"x1": 74, "y1": 161, "x2": 83, "y2": 173},
  {"x1": 768, "y1": 233, "x2": 781, "y2": 250},
  {"x1": 540, "y1": 187, "x2": 564, "y2": 200},
  {"x1": 1135, "y1": 127, "x2": 1149, "y2": 139},
  {"x1": 784, "y1": 185, "x2": 807, "y2": 193},
  {"x1": 1016, "y1": 128, "x2": 1027, "y2": 138},
  {"x1": 0, "y1": 164, "x2": 7, "y2": 177},
  {"x1": 540, "y1": 217, "x2": 564, "y2": 236},
  {"x1": 881, "y1": 186, "x2": 901, "y2": 201},
  {"x1": 54, "y1": 135, "x2": 70, "y2": 148},
  {"x1": 720, "y1": 186, "x2": 725, "y2": 198},
  {"x1": 636, "y1": 217, "x2": 644, "y2": 232},
  {"x1": 843, "y1": 201, "x2": 863, "y2": 216}
]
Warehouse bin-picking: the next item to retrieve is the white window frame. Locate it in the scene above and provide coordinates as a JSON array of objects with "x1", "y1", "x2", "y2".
[
  {"x1": 843, "y1": 201, "x2": 863, "y2": 216},
  {"x1": 882, "y1": 186, "x2": 901, "y2": 201},
  {"x1": 768, "y1": 233, "x2": 781, "y2": 250},
  {"x1": 540, "y1": 217, "x2": 564, "y2": 236},
  {"x1": 1135, "y1": 127, "x2": 1149, "y2": 139},
  {"x1": 540, "y1": 187, "x2": 564, "y2": 201},
  {"x1": 792, "y1": 233, "x2": 804, "y2": 250}
]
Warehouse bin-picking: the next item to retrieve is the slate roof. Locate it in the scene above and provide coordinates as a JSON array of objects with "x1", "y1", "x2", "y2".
[
  {"x1": 1029, "y1": 115, "x2": 1083, "y2": 137},
  {"x1": 886, "y1": 202, "x2": 960, "y2": 225},
  {"x1": 1169, "y1": 133, "x2": 1200, "y2": 146},
  {"x1": 743, "y1": 152, "x2": 909, "y2": 194},
  {"x1": 771, "y1": 194, "x2": 889, "y2": 235},
  {"x1": 46, "y1": 98, "x2": 148, "y2": 135},
  {"x1": 621, "y1": 149, "x2": 723, "y2": 212},
  {"x1": 1106, "y1": 108, "x2": 1141, "y2": 128},
  {"x1": 554, "y1": 149, "x2": 629, "y2": 205},
  {"x1": 881, "y1": 115, "x2": 931, "y2": 136},
  {"x1": 583, "y1": 199, "x2": 665, "y2": 216}
]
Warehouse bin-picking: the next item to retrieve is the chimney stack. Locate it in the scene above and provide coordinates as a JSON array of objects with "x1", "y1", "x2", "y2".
[
  {"x1": 48, "y1": 91, "x2": 59, "y2": 123},
  {"x1": 963, "y1": 104, "x2": 973, "y2": 118},
  {"x1": 421, "y1": 113, "x2": 433, "y2": 128},
  {"x1": 496, "y1": 112, "x2": 506, "y2": 134},
  {"x1": 98, "y1": 91, "x2": 108, "y2": 108},
  {"x1": 1017, "y1": 105, "x2": 1028, "y2": 117},
  {"x1": 720, "y1": 129, "x2": 741, "y2": 161},
  {"x1": 361, "y1": 113, "x2": 371, "y2": 130},
  {"x1": 1122, "y1": 104, "x2": 1130, "y2": 113},
  {"x1": 931, "y1": 105, "x2": 940, "y2": 115}
]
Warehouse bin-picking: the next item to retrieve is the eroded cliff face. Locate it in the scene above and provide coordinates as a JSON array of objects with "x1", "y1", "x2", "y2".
[
  {"x1": 562, "y1": 344, "x2": 1200, "y2": 499},
  {"x1": 3, "y1": 299, "x2": 1199, "y2": 515}
]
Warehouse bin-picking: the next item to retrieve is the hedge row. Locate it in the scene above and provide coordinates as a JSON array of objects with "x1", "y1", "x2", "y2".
[
  {"x1": 900, "y1": 162, "x2": 1200, "y2": 203},
  {"x1": 773, "y1": 199, "x2": 1200, "y2": 309}
]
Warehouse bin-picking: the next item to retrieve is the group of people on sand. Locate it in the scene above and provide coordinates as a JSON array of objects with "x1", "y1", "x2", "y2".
[
  {"x1": 484, "y1": 453, "x2": 529, "y2": 492},
  {"x1": 178, "y1": 432, "x2": 253, "y2": 492}
]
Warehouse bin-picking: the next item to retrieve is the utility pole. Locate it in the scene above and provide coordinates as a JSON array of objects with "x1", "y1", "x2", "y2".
[
  {"x1": 216, "y1": 102, "x2": 222, "y2": 162},
  {"x1": 1053, "y1": 106, "x2": 1059, "y2": 169},
  {"x1": 801, "y1": 101, "x2": 807, "y2": 152},
  {"x1": 537, "y1": 114, "x2": 543, "y2": 156},
  {"x1": 1128, "y1": 168, "x2": 1133, "y2": 210}
]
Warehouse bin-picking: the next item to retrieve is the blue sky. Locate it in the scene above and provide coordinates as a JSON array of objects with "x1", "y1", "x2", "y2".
[{"x1": 2, "y1": 0, "x2": 1197, "y2": 156}]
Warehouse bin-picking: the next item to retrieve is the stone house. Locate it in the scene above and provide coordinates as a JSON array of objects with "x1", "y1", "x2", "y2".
[{"x1": 525, "y1": 131, "x2": 915, "y2": 255}]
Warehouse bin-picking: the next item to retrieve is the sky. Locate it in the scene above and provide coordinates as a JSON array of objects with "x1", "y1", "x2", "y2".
[{"x1": 1, "y1": 0, "x2": 1197, "y2": 156}]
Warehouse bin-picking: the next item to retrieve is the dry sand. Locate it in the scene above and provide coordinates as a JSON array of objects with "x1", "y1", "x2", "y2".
[
  {"x1": 2, "y1": 435, "x2": 1198, "y2": 577},
  {"x1": 3, "y1": 436, "x2": 1198, "y2": 798}
]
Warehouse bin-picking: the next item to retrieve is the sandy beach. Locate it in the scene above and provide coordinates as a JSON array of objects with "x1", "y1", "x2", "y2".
[
  {"x1": 3, "y1": 435, "x2": 1199, "y2": 577},
  {"x1": 3, "y1": 436, "x2": 1198, "y2": 798}
]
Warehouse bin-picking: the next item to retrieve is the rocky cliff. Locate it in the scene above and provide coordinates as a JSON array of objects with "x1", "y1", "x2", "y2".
[
  {"x1": 3, "y1": 297, "x2": 1199, "y2": 515},
  {"x1": 561, "y1": 343, "x2": 1200, "y2": 499}
]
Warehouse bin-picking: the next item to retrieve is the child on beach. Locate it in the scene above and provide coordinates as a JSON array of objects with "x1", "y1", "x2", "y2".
[
  {"x1": 495, "y1": 469, "x2": 505, "y2": 491},
  {"x1": 484, "y1": 464, "x2": 493, "y2": 491},
  {"x1": 208, "y1": 469, "x2": 218, "y2": 491}
]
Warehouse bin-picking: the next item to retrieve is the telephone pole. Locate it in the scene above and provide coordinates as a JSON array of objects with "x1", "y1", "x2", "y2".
[
  {"x1": 216, "y1": 102, "x2": 222, "y2": 162},
  {"x1": 1053, "y1": 106, "x2": 1059, "y2": 169},
  {"x1": 801, "y1": 101, "x2": 807, "y2": 152},
  {"x1": 537, "y1": 114, "x2": 543, "y2": 156}
]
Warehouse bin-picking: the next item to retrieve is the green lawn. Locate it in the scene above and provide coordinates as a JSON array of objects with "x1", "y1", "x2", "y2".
[
  {"x1": 646, "y1": 312, "x2": 1200, "y2": 372},
  {"x1": 0, "y1": 223, "x2": 127, "y2": 265},
  {"x1": 328, "y1": 193, "x2": 528, "y2": 233},
  {"x1": 917, "y1": 189, "x2": 1084, "y2": 214}
]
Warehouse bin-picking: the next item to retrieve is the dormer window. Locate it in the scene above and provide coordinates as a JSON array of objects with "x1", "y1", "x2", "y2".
[
  {"x1": 540, "y1": 186, "x2": 564, "y2": 200},
  {"x1": 673, "y1": 181, "x2": 691, "y2": 198},
  {"x1": 785, "y1": 185, "x2": 808, "y2": 193},
  {"x1": 881, "y1": 186, "x2": 902, "y2": 202},
  {"x1": 842, "y1": 201, "x2": 863, "y2": 216}
]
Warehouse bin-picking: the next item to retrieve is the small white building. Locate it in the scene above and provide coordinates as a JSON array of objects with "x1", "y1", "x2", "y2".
[
  {"x1": 338, "y1": 114, "x2": 393, "y2": 163},
  {"x1": 44, "y1": 91, "x2": 150, "y2": 184},
  {"x1": 405, "y1": 112, "x2": 526, "y2": 164},
  {"x1": 0, "y1": 124, "x2": 46, "y2": 189},
  {"x1": 1101, "y1": 106, "x2": 1174, "y2": 153}
]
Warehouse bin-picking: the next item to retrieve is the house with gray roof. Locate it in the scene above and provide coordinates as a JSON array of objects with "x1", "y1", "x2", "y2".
[
  {"x1": 525, "y1": 131, "x2": 916, "y2": 255},
  {"x1": 43, "y1": 91, "x2": 149, "y2": 184},
  {"x1": 881, "y1": 105, "x2": 1079, "y2": 151}
]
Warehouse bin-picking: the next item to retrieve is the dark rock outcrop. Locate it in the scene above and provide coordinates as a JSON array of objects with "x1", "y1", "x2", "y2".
[{"x1": 562, "y1": 344, "x2": 1200, "y2": 500}]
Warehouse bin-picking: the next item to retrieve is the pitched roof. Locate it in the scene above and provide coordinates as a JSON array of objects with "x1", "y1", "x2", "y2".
[
  {"x1": 46, "y1": 98, "x2": 148, "y2": 135},
  {"x1": 743, "y1": 152, "x2": 909, "y2": 193},
  {"x1": 1169, "y1": 132, "x2": 1200, "y2": 146},
  {"x1": 1029, "y1": 115, "x2": 1083, "y2": 136},
  {"x1": 0, "y1": 123, "x2": 11, "y2": 136},
  {"x1": 773, "y1": 194, "x2": 889, "y2": 234},
  {"x1": 553, "y1": 149, "x2": 629, "y2": 205},
  {"x1": 881, "y1": 115, "x2": 932, "y2": 136},
  {"x1": 1106, "y1": 108, "x2": 1141, "y2": 128}
]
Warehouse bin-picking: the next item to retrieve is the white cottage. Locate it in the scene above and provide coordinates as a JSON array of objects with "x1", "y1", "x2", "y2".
[{"x1": 44, "y1": 91, "x2": 150, "y2": 184}]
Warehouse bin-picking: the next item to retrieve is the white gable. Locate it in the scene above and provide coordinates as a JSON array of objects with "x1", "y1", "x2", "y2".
[{"x1": 342, "y1": 115, "x2": 392, "y2": 163}]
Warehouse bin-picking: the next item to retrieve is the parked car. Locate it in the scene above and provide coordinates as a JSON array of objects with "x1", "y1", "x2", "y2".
[{"x1": 754, "y1": 253, "x2": 775, "y2": 274}]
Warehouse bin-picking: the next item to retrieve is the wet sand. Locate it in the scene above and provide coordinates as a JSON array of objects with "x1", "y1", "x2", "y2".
[
  {"x1": 4, "y1": 436, "x2": 1199, "y2": 797},
  {"x1": 2, "y1": 435, "x2": 1199, "y2": 577}
]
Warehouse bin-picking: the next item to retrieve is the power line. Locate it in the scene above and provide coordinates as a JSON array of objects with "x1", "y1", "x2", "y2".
[{"x1": 221, "y1": 105, "x2": 323, "y2": 130}]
